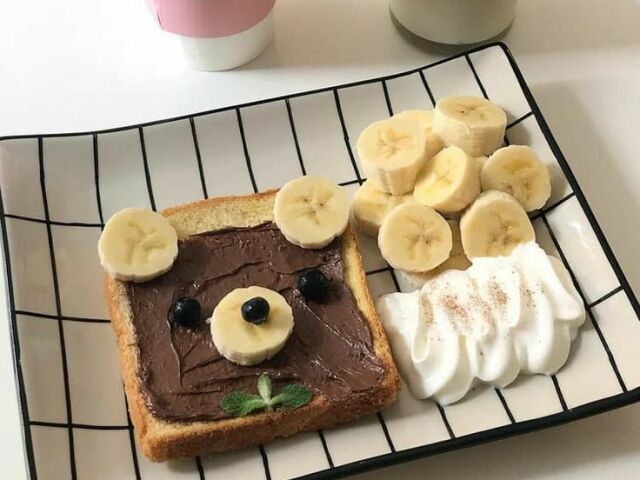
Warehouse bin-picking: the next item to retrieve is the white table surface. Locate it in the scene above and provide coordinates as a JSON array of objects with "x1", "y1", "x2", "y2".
[{"x1": 1, "y1": 0, "x2": 639, "y2": 478}]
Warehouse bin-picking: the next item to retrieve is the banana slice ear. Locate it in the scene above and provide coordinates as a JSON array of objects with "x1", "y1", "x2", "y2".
[
  {"x1": 274, "y1": 175, "x2": 350, "y2": 249},
  {"x1": 98, "y1": 208, "x2": 178, "y2": 282}
]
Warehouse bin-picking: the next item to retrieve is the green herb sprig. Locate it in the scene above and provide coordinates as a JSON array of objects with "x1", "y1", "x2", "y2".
[{"x1": 220, "y1": 374, "x2": 312, "y2": 417}]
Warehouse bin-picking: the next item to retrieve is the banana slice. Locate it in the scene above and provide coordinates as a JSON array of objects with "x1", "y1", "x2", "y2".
[
  {"x1": 98, "y1": 208, "x2": 178, "y2": 282},
  {"x1": 274, "y1": 175, "x2": 350, "y2": 249},
  {"x1": 413, "y1": 145, "x2": 481, "y2": 213},
  {"x1": 211, "y1": 286, "x2": 294, "y2": 366},
  {"x1": 460, "y1": 190, "x2": 535, "y2": 259},
  {"x1": 356, "y1": 117, "x2": 427, "y2": 194},
  {"x1": 396, "y1": 219, "x2": 471, "y2": 290},
  {"x1": 433, "y1": 95, "x2": 507, "y2": 156},
  {"x1": 393, "y1": 110, "x2": 445, "y2": 160},
  {"x1": 481, "y1": 145, "x2": 551, "y2": 211},
  {"x1": 378, "y1": 203, "x2": 452, "y2": 272},
  {"x1": 351, "y1": 180, "x2": 415, "y2": 238}
]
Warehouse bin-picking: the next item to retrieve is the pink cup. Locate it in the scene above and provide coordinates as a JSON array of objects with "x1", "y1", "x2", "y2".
[{"x1": 148, "y1": 0, "x2": 276, "y2": 70}]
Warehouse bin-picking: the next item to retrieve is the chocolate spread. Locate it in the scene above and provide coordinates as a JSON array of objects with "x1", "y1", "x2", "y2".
[{"x1": 127, "y1": 223, "x2": 386, "y2": 422}]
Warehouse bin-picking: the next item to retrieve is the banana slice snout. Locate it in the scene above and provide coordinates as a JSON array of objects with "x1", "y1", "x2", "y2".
[
  {"x1": 433, "y1": 95, "x2": 507, "y2": 157},
  {"x1": 274, "y1": 175, "x2": 350, "y2": 249},
  {"x1": 357, "y1": 117, "x2": 427, "y2": 195},
  {"x1": 460, "y1": 190, "x2": 535, "y2": 259},
  {"x1": 413, "y1": 145, "x2": 481, "y2": 213},
  {"x1": 379, "y1": 203, "x2": 452, "y2": 272},
  {"x1": 211, "y1": 286, "x2": 294, "y2": 366},
  {"x1": 98, "y1": 207, "x2": 178, "y2": 282},
  {"x1": 481, "y1": 145, "x2": 551, "y2": 211}
]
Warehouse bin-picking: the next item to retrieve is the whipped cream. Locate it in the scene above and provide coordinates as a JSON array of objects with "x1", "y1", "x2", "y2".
[{"x1": 377, "y1": 242, "x2": 585, "y2": 404}]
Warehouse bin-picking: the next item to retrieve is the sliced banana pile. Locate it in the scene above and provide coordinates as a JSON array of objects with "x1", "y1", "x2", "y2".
[
  {"x1": 396, "y1": 220, "x2": 470, "y2": 291},
  {"x1": 433, "y1": 95, "x2": 507, "y2": 156},
  {"x1": 392, "y1": 110, "x2": 445, "y2": 161},
  {"x1": 378, "y1": 203, "x2": 452, "y2": 272},
  {"x1": 356, "y1": 117, "x2": 427, "y2": 195},
  {"x1": 481, "y1": 145, "x2": 551, "y2": 212},
  {"x1": 347, "y1": 95, "x2": 552, "y2": 287},
  {"x1": 98, "y1": 208, "x2": 178, "y2": 282},
  {"x1": 460, "y1": 190, "x2": 535, "y2": 259},
  {"x1": 413, "y1": 145, "x2": 481, "y2": 213},
  {"x1": 351, "y1": 180, "x2": 415, "y2": 238},
  {"x1": 210, "y1": 286, "x2": 294, "y2": 366}
]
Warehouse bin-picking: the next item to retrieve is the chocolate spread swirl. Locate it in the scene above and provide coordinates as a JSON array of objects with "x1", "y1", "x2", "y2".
[{"x1": 127, "y1": 223, "x2": 386, "y2": 422}]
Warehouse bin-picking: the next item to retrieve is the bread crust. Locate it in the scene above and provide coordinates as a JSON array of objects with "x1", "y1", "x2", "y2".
[{"x1": 106, "y1": 190, "x2": 399, "y2": 461}]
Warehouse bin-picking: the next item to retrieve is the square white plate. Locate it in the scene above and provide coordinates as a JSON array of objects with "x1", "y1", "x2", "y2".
[{"x1": 1, "y1": 43, "x2": 638, "y2": 480}]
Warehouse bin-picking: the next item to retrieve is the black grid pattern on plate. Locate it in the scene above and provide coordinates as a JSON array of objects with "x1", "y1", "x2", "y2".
[
  {"x1": 92, "y1": 133, "x2": 143, "y2": 480},
  {"x1": 37, "y1": 137, "x2": 77, "y2": 479},
  {"x1": 0, "y1": 42, "x2": 638, "y2": 480}
]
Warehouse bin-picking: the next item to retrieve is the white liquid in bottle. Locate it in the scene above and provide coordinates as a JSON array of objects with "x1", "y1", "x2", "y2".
[{"x1": 390, "y1": 0, "x2": 518, "y2": 45}]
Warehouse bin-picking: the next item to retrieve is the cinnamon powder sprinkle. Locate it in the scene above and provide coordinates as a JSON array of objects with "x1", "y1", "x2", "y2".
[
  {"x1": 440, "y1": 294, "x2": 470, "y2": 331},
  {"x1": 489, "y1": 280, "x2": 508, "y2": 308},
  {"x1": 440, "y1": 294, "x2": 468, "y2": 319}
]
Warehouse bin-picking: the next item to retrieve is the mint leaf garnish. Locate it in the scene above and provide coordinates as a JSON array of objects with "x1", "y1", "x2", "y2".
[
  {"x1": 220, "y1": 375, "x2": 312, "y2": 417},
  {"x1": 220, "y1": 392, "x2": 266, "y2": 417},
  {"x1": 271, "y1": 383, "x2": 313, "y2": 409},
  {"x1": 257, "y1": 374, "x2": 272, "y2": 404}
]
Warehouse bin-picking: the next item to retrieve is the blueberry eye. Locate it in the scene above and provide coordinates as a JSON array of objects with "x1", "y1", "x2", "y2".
[
  {"x1": 241, "y1": 297, "x2": 270, "y2": 325},
  {"x1": 298, "y1": 269, "x2": 329, "y2": 302},
  {"x1": 171, "y1": 297, "x2": 202, "y2": 328}
]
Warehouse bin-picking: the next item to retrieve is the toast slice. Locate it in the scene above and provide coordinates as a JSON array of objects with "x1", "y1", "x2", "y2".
[{"x1": 106, "y1": 190, "x2": 399, "y2": 461}]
